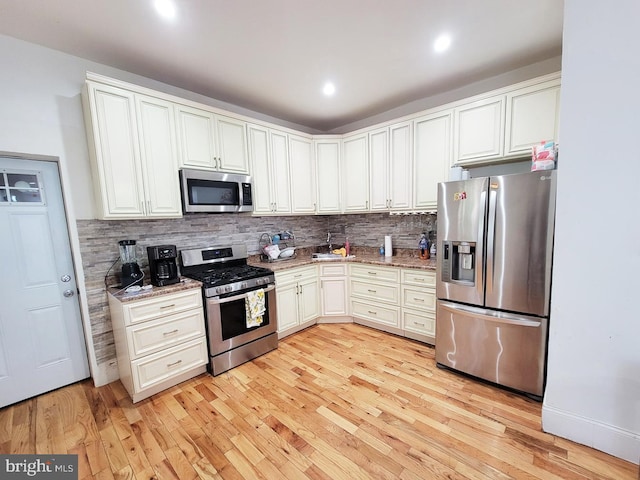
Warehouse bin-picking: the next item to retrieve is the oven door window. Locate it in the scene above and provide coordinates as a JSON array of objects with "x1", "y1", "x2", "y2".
[
  {"x1": 188, "y1": 179, "x2": 239, "y2": 206},
  {"x1": 219, "y1": 294, "x2": 271, "y2": 340}
]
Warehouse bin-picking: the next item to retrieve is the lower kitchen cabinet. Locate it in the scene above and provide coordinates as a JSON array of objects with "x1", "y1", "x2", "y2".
[
  {"x1": 275, "y1": 265, "x2": 319, "y2": 338},
  {"x1": 108, "y1": 286, "x2": 207, "y2": 403},
  {"x1": 318, "y1": 263, "x2": 350, "y2": 322},
  {"x1": 401, "y1": 268, "x2": 436, "y2": 344},
  {"x1": 350, "y1": 264, "x2": 402, "y2": 336}
]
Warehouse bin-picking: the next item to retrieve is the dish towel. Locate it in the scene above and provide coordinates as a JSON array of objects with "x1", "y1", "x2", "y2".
[{"x1": 245, "y1": 288, "x2": 265, "y2": 328}]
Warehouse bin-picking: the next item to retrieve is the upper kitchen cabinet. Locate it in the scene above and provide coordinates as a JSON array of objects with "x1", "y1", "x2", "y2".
[
  {"x1": 342, "y1": 132, "x2": 369, "y2": 212},
  {"x1": 453, "y1": 73, "x2": 561, "y2": 166},
  {"x1": 83, "y1": 82, "x2": 181, "y2": 219},
  {"x1": 413, "y1": 110, "x2": 452, "y2": 211},
  {"x1": 247, "y1": 124, "x2": 291, "y2": 215},
  {"x1": 289, "y1": 135, "x2": 316, "y2": 214},
  {"x1": 314, "y1": 138, "x2": 342, "y2": 214},
  {"x1": 175, "y1": 104, "x2": 249, "y2": 174},
  {"x1": 504, "y1": 77, "x2": 561, "y2": 157},
  {"x1": 369, "y1": 122, "x2": 413, "y2": 211},
  {"x1": 453, "y1": 95, "x2": 506, "y2": 165}
]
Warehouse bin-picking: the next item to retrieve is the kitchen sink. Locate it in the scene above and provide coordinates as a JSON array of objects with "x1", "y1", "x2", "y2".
[{"x1": 311, "y1": 253, "x2": 355, "y2": 261}]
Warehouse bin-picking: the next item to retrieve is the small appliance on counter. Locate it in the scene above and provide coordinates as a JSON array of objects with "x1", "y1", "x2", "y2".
[
  {"x1": 147, "y1": 245, "x2": 180, "y2": 287},
  {"x1": 118, "y1": 240, "x2": 143, "y2": 288}
]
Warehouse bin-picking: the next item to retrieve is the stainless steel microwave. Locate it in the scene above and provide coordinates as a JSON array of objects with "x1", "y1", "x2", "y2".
[{"x1": 179, "y1": 169, "x2": 253, "y2": 213}]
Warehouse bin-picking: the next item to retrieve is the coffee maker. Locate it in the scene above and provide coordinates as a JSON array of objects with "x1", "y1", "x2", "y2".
[
  {"x1": 119, "y1": 240, "x2": 144, "y2": 288},
  {"x1": 147, "y1": 245, "x2": 180, "y2": 287}
]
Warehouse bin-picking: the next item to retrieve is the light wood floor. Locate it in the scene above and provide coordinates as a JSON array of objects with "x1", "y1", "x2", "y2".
[{"x1": 1, "y1": 323, "x2": 637, "y2": 479}]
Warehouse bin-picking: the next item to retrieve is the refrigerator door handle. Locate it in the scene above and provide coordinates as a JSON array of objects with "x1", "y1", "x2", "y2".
[
  {"x1": 485, "y1": 184, "x2": 498, "y2": 299},
  {"x1": 438, "y1": 301, "x2": 542, "y2": 328}
]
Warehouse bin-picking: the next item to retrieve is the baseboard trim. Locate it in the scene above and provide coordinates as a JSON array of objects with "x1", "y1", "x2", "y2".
[{"x1": 542, "y1": 404, "x2": 640, "y2": 464}]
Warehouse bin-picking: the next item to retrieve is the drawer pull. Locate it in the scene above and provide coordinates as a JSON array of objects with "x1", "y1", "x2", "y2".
[
  {"x1": 367, "y1": 271, "x2": 377, "y2": 275},
  {"x1": 413, "y1": 322, "x2": 425, "y2": 326},
  {"x1": 294, "y1": 274, "x2": 303, "y2": 278},
  {"x1": 413, "y1": 297, "x2": 425, "y2": 302},
  {"x1": 368, "y1": 310, "x2": 377, "y2": 315},
  {"x1": 367, "y1": 289, "x2": 377, "y2": 293},
  {"x1": 167, "y1": 359, "x2": 183, "y2": 368},
  {"x1": 163, "y1": 329, "x2": 179, "y2": 336},
  {"x1": 412, "y1": 278, "x2": 424, "y2": 282},
  {"x1": 160, "y1": 304, "x2": 176, "y2": 309}
]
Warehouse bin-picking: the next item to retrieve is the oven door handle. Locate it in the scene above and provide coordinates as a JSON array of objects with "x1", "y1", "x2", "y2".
[{"x1": 208, "y1": 284, "x2": 275, "y2": 305}]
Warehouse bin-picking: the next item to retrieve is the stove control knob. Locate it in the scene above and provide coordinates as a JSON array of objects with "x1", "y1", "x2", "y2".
[
  {"x1": 225, "y1": 285, "x2": 232, "y2": 293},
  {"x1": 241, "y1": 282, "x2": 248, "y2": 289}
]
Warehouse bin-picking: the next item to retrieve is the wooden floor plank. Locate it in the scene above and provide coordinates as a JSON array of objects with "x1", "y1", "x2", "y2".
[{"x1": 1, "y1": 323, "x2": 637, "y2": 479}]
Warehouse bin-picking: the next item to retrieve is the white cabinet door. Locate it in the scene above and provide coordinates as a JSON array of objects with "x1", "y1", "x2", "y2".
[
  {"x1": 315, "y1": 139, "x2": 341, "y2": 214},
  {"x1": 86, "y1": 83, "x2": 145, "y2": 218},
  {"x1": 247, "y1": 124, "x2": 274, "y2": 214},
  {"x1": 289, "y1": 135, "x2": 316, "y2": 213},
  {"x1": 135, "y1": 95, "x2": 182, "y2": 218},
  {"x1": 270, "y1": 130, "x2": 292, "y2": 214},
  {"x1": 320, "y1": 277, "x2": 349, "y2": 316},
  {"x1": 216, "y1": 115, "x2": 249, "y2": 173},
  {"x1": 369, "y1": 127, "x2": 389, "y2": 211},
  {"x1": 342, "y1": 133, "x2": 369, "y2": 212},
  {"x1": 454, "y1": 96, "x2": 505, "y2": 164},
  {"x1": 505, "y1": 79, "x2": 561, "y2": 156},
  {"x1": 276, "y1": 283, "x2": 299, "y2": 333},
  {"x1": 299, "y1": 277, "x2": 320, "y2": 323},
  {"x1": 175, "y1": 104, "x2": 217, "y2": 170},
  {"x1": 413, "y1": 111, "x2": 452, "y2": 210},
  {"x1": 389, "y1": 121, "x2": 412, "y2": 210}
]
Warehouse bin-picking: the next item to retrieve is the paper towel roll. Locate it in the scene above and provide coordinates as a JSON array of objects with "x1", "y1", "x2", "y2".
[{"x1": 385, "y1": 235, "x2": 392, "y2": 257}]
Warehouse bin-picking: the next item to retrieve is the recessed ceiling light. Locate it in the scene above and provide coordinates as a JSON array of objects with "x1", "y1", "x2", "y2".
[
  {"x1": 433, "y1": 34, "x2": 452, "y2": 53},
  {"x1": 154, "y1": 0, "x2": 176, "y2": 20},
  {"x1": 323, "y1": 82, "x2": 336, "y2": 96}
]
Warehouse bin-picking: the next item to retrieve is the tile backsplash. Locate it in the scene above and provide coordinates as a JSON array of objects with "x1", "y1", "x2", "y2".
[{"x1": 77, "y1": 212, "x2": 436, "y2": 369}]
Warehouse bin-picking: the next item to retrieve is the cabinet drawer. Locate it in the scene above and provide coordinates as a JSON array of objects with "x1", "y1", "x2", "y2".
[
  {"x1": 401, "y1": 269, "x2": 436, "y2": 287},
  {"x1": 126, "y1": 308, "x2": 205, "y2": 359},
  {"x1": 351, "y1": 279, "x2": 399, "y2": 305},
  {"x1": 319, "y1": 264, "x2": 348, "y2": 277},
  {"x1": 350, "y1": 264, "x2": 399, "y2": 283},
  {"x1": 402, "y1": 309, "x2": 435, "y2": 337},
  {"x1": 123, "y1": 288, "x2": 203, "y2": 326},
  {"x1": 131, "y1": 337, "x2": 208, "y2": 392},
  {"x1": 351, "y1": 300, "x2": 400, "y2": 327},
  {"x1": 275, "y1": 265, "x2": 317, "y2": 286},
  {"x1": 401, "y1": 285, "x2": 436, "y2": 311}
]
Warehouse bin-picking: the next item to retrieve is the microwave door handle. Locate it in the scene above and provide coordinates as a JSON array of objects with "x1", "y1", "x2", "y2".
[{"x1": 209, "y1": 284, "x2": 275, "y2": 305}]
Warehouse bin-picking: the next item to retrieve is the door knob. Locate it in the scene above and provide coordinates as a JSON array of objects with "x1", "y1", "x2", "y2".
[
  {"x1": 63, "y1": 289, "x2": 75, "y2": 298},
  {"x1": 61, "y1": 274, "x2": 71, "y2": 282}
]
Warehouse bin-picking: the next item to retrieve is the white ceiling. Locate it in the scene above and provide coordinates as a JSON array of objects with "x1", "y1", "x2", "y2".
[{"x1": 0, "y1": 0, "x2": 563, "y2": 132}]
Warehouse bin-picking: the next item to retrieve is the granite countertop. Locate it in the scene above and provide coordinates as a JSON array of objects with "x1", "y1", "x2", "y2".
[
  {"x1": 249, "y1": 246, "x2": 437, "y2": 272},
  {"x1": 108, "y1": 277, "x2": 203, "y2": 303}
]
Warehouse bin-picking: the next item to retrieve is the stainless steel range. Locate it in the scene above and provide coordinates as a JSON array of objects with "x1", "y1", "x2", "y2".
[{"x1": 180, "y1": 244, "x2": 277, "y2": 375}]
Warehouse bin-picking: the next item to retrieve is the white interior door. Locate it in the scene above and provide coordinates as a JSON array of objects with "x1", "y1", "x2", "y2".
[{"x1": 0, "y1": 156, "x2": 89, "y2": 407}]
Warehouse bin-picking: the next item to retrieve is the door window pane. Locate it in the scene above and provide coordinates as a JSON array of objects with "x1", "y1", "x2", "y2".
[{"x1": 1, "y1": 171, "x2": 44, "y2": 204}]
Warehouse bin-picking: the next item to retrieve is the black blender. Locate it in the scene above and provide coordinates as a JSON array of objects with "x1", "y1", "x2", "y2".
[{"x1": 119, "y1": 240, "x2": 144, "y2": 288}]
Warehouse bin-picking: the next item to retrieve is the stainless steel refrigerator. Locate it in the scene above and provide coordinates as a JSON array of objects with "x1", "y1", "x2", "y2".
[{"x1": 436, "y1": 170, "x2": 556, "y2": 399}]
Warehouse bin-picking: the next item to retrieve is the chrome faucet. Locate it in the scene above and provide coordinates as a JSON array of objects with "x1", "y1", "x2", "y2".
[{"x1": 327, "y1": 232, "x2": 332, "y2": 251}]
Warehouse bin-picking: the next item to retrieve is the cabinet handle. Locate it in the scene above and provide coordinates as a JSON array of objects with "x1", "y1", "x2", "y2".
[
  {"x1": 294, "y1": 274, "x2": 303, "y2": 278},
  {"x1": 366, "y1": 201, "x2": 369, "y2": 209},
  {"x1": 413, "y1": 297, "x2": 425, "y2": 302},
  {"x1": 412, "y1": 277, "x2": 424, "y2": 282},
  {"x1": 367, "y1": 289, "x2": 377, "y2": 293},
  {"x1": 367, "y1": 271, "x2": 377, "y2": 275},
  {"x1": 167, "y1": 359, "x2": 183, "y2": 368},
  {"x1": 160, "y1": 304, "x2": 176, "y2": 309},
  {"x1": 163, "y1": 329, "x2": 179, "y2": 336},
  {"x1": 413, "y1": 321, "x2": 425, "y2": 326},
  {"x1": 368, "y1": 310, "x2": 377, "y2": 315}
]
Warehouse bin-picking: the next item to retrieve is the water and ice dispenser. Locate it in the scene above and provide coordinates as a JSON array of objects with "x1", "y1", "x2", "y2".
[{"x1": 441, "y1": 241, "x2": 476, "y2": 285}]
